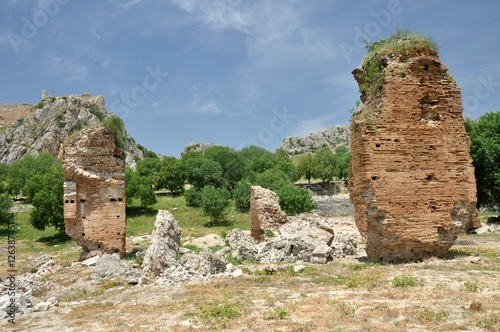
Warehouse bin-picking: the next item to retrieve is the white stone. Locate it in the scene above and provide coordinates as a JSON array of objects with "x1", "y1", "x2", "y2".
[
  {"x1": 232, "y1": 269, "x2": 243, "y2": 278},
  {"x1": 34, "y1": 302, "x2": 51, "y2": 312},
  {"x1": 81, "y1": 255, "x2": 100, "y2": 266}
]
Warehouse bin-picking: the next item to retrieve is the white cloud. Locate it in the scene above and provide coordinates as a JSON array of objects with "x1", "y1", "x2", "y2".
[{"x1": 45, "y1": 55, "x2": 89, "y2": 80}]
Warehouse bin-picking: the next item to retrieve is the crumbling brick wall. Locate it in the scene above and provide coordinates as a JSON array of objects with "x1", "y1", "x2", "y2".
[
  {"x1": 62, "y1": 124, "x2": 126, "y2": 258},
  {"x1": 250, "y1": 186, "x2": 288, "y2": 242},
  {"x1": 349, "y1": 48, "x2": 480, "y2": 263}
]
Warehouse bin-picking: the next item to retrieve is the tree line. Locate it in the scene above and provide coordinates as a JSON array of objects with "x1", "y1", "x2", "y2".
[{"x1": 1, "y1": 110, "x2": 498, "y2": 234}]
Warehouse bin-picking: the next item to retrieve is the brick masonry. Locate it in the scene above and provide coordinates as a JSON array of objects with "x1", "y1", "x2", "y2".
[
  {"x1": 62, "y1": 123, "x2": 126, "y2": 258},
  {"x1": 349, "y1": 48, "x2": 480, "y2": 263}
]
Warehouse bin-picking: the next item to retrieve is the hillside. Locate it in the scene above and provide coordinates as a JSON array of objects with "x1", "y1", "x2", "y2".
[
  {"x1": 281, "y1": 125, "x2": 350, "y2": 154},
  {"x1": 0, "y1": 91, "x2": 144, "y2": 167}
]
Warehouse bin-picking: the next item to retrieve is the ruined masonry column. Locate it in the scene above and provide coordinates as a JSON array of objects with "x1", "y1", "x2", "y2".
[
  {"x1": 61, "y1": 123, "x2": 126, "y2": 258},
  {"x1": 349, "y1": 40, "x2": 480, "y2": 263}
]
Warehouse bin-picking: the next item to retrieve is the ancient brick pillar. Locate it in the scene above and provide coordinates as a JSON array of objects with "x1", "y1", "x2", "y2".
[
  {"x1": 250, "y1": 186, "x2": 288, "y2": 241},
  {"x1": 62, "y1": 123, "x2": 126, "y2": 258},
  {"x1": 349, "y1": 47, "x2": 480, "y2": 263}
]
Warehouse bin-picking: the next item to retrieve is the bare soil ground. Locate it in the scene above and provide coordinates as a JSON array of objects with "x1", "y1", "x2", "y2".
[{"x1": 2, "y1": 216, "x2": 500, "y2": 332}]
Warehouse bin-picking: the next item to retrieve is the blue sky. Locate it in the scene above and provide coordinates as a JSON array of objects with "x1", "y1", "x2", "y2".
[{"x1": 1, "y1": 0, "x2": 499, "y2": 157}]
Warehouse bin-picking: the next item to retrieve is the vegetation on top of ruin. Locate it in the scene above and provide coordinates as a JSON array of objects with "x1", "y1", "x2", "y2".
[
  {"x1": 100, "y1": 115, "x2": 126, "y2": 150},
  {"x1": 356, "y1": 29, "x2": 439, "y2": 100}
]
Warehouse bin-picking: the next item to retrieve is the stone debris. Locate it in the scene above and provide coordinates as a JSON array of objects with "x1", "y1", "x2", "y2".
[
  {"x1": 250, "y1": 186, "x2": 288, "y2": 241},
  {"x1": 62, "y1": 123, "x2": 126, "y2": 258},
  {"x1": 349, "y1": 47, "x2": 480, "y2": 263},
  {"x1": 227, "y1": 215, "x2": 358, "y2": 264}
]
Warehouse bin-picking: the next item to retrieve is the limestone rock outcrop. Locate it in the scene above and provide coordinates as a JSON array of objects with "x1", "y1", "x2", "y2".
[
  {"x1": 62, "y1": 123, "x2": 126, "y2": 258},
  {"x1": 141, "y1": 210, "x2": 181, "y2": 277},
  {"x1": 250, "y1": 186, "x2": 288, "y2": 241},
  {"x1": 349, "y1": 45, "x2": 480, "y2": 263},
  {"x1": 0, "y1": 91, "x2": 144, "y2": 167},
  {"x1": 281, "y1": 125, "x2": 350, "y2": 155}
]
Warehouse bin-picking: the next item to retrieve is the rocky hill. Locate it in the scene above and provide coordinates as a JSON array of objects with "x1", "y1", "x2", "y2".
[
  {"x1": 280, "y1": 125, "x2": 350, "y2": 154},
  {"x1": 0, "y1": 91, "x2": 144, "y2": 167}
]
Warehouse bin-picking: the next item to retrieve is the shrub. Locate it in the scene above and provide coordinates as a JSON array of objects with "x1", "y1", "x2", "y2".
[
  {"x1": 276, "y1": 185, "x2": 316, "y2": 215},
  {"x1": 184, "y1": 187, "x2": 202, "y2": 207},
  {"x1": 0, "y1": 193, "x2": 14, "y2": 226},
  {"x1": 100, "y1": 116, "x2": 125, "y2": 149},
  {"x1": 200, "y1": 185, "x2": 230, "y2": 225},
  {"x1": 392, "y1": 275, "x2": 424, "y2": 288}
]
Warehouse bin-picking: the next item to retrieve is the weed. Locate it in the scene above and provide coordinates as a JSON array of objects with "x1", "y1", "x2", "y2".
[
  {"x1": 475, "y1": 313, "x2": 500, "y2": 330},
  {"x1": 392, "y1": 276, "x2": 424, "y2": 288},
  {"x1": 265, "y1": 307, "x2": 289, "y2": 320},
  {"x1": 415, "y1": 307, "x2": 449, "y2": 323},
  {"x1": 199, "y1": 301, "x2": 242, "y2": 330},
  {"x1": 337, "y1": 302, "x2": 356, "y2": 316},
  {"x1": 463, "y1": 280, "x2": 484, "y2": 293},
  {"x1": 265, "y1": 229, "x2": 275, "y2": 238}
]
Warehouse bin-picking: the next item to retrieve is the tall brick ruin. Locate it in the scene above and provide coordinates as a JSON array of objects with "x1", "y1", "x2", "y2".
[
  {"x1": 349, "y1": 46, "x2": 480, "y2": 263},
  {"x1": 61, "y1": 123, "x2": 126, "y2": 258}
]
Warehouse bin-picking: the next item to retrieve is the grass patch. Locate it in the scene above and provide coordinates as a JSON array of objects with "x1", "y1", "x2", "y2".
[
  {"x1": 463, "y1": 279, "x2": 484, "y2": 293},
  {"x1": 415, "y1": 307, "x2": 449, "y2": 323},
  {"x1": 198, "y1": 301, "x2": 243, "y2": 330},
  {"x1": 265, "y1": 307, "x2": 289, "y2": 320},
  {"x1": 392, "y1": 276, "x2": 424, "y2": 288}
]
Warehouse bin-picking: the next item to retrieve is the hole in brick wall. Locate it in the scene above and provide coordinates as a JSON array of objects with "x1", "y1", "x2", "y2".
[
  {"x1": 117, "y1": 215, "x2": 120, "y2": 218},
  {"x1": 65, "y1": 200, "x2": 69, "y2": 204},
  {"x1": 80, "y1": 199, "x2": 86, "y2": 203},
  {"x1": 118, "y1": 198, "x2": 123, "y2": 202},
  {"x1": 426, "y1": 174, "x2": 434, "y2": 181},
  {"x1": 117, "y1": 232, "x2": 120, "y2": 235},
  {"x1": 82, "y1": 233, "x2": 85, "y2": 237},
  {"x1": 372, "y1": 176, "x2": 378, "y2": 181},
  {"x1": 429, "y1": 145, "x2": 435, "y2": 150},
  {"x1": 375, "y1": 144, "x2": 381, "y2": 148},
  {"x1": 110, "y1": 198, "x2": 116, "y2": 202},
  {"x1": 394, "y1": 139, "x2": 400, "y2": 142},
  {"x1": 82, "y1": 216, "x2": 85, "y2": 219},
  {"x1": 70, "y1": 200, "x2": 75, "y2": 203},
  {"x1": 114, "y1": 249, "x2": 119, "y2": 253},
  {"x1": 421, "y1": 111, "x2": 440, "y2": 121},
  {"x1": 429, "y1": 203, "x2": 437, "y2": 212},
  {"x1": 423, "y1": 64, "x2": 429, "y2": 71},
  {"x1": 98, "y1": 244, "x2": 101, "y2": 249}
]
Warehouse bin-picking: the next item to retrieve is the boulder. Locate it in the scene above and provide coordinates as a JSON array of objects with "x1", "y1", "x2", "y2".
[{"x1": 141, "y1": 210, "x2": 181, "y2": 277}]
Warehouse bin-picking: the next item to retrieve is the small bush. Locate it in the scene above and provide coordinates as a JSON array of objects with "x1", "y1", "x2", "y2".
[
  {"x1": 463, "y1": 280, "x2": 483, "y2": 293},
  {"x1": 265, "y1": 307, "x2": 289, "y2": 320},
  {"x1": 392, "y1": 276, "x2": 424, "y2": 288},
  {"x1": 184, "y1": 187, "x2": 202, "y2": 207},
  {"x1": 36, "y1": 100, "x2": 44, "y2": 109},
  {"x1": 415, "y1": 307, "x2": 449, "y2": 323},
  {"x1": 199, "y1": 301, "x2": 242, "y2": 330}
]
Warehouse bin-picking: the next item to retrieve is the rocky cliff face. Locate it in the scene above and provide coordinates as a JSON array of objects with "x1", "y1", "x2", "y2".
[
  {"x1": 0, "y1": 92, "x2": 143, "y2": 167},
  {"x1": 349, "y1": 45, "x2": 479, "y2": 263},
  {"x1": 281, "y1": 125, "x2": 350, "y2": 155}
]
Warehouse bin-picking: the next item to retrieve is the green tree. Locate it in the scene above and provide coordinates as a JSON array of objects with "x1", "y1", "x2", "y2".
[
  {"x1": 296, "y1": 153, "x2": 320, "y2": 184},
  {"x1": 316, "y1": 147, "x2": 336, "y2": 183},
  {"x1": 185, "y1": 158, "x2": 225, "y2": 189},
  {"x1": 7, "y1": 153, "x2": 57, "y2": 198},
  {"x1": 200, "y1": 185, "x2": 231, "y2": 225},
  {"x1": 466, "y1": 112, "x2": 500, "y2": 207},
  {"x1": 0, "y1": 163, "x2": 8, "y2": 193},
  {"x1": 29, "y1": 162, "x2": 65, "y2": 233},
  {"x1": 204, "y1": 146, "x2": 244, "y2": 191},
  {"x1": 239, "y1": 146, "x2": 276, "y2": 181},
  {"x1": 136, "y1": 157, "x2": 162, "y2": 185},
  {"x1": 233, "y1": 180, "x2": 252, "y2": 212},
  {"x1": 125, "y1": 167, "x2": 157, "y2": 208},
  {"x1": 254, "y1": 168, "x2": 290, "y2": 191},
  {"x1": 0, "y1": 193, "x2": 14, "y2": 226},
  {"x1": 184, "y1": 187, "x2": 202, "y2": 207},
  {"x1": 276, "y1": 185, "x2": 317, "y2": 215},
  {"x1": 157, "y1": 156, "x2": 186, "y2": 195},
  {"x1": 335, "y1": 152, "x2": 351, "y2": 180}
]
